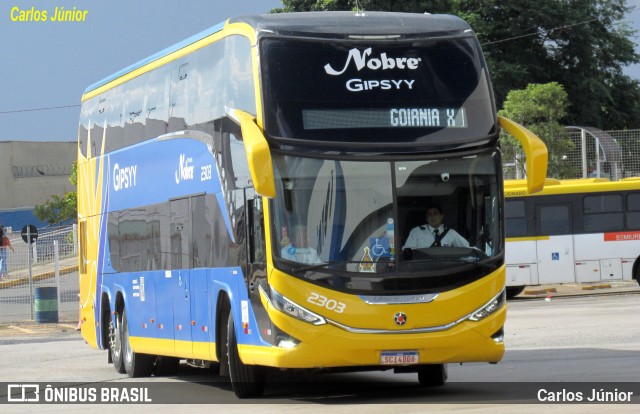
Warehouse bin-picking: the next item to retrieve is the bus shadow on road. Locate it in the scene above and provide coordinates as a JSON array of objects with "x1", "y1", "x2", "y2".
[{"x1": 149, "y1": 347, "x2": 639, "y2": 403}]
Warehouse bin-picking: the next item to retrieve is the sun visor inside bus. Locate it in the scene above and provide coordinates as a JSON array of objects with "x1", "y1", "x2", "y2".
[
  {"x1": 498, "y1": 116, "x2": 548, "y2": 194},
  {"x1": 227, "y1": 108, "x2": 276, "y2": 198}
]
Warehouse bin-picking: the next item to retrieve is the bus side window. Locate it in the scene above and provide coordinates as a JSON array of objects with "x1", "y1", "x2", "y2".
[
  {"x1": 248, "y1": 196, "x2": 266, "y2": 264},
  {"x1": 505, "y1": 200, "x2": 527, "y2": 237},
  {"x1": 538, "y1": 205, "x2": 570, "y2": 235}
]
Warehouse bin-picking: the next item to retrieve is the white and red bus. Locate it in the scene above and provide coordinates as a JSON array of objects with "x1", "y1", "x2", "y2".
[{"x1": 505, "y1": 178, "x2": 640, "y2": 297}]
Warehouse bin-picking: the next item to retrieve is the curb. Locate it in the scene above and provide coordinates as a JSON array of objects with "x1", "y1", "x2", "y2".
[
  {"x1": 517, "y1": 281, "x2": 639, "y2": 299},
  {"x1": 0, "y1": 265, "x2": 79, "y2": 289}
]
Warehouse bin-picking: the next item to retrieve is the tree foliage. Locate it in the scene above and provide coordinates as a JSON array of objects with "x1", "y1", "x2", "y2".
[
  {"x1": 33, "y1": 163, "x2": 77, "y2": 225},
  {"x1": 273, "y1": 0, "x2": 640, "y2": 129},
  {"x1": 499, "y1": 82, "x2": 577, "y2": 179}
]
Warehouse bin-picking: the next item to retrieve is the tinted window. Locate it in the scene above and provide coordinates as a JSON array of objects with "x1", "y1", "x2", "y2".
[
  {"x1": 505, "y1": 200, "x2": 527, "y2": 237},
  {"x1": 539, "y1": 205, "x2": 570, "y2": 235},
  {"x1": 583, "y1": 195, "x2": 623, "y2": 232},
  {"x1": 261, "y1": 37, "x2": 494, "y2": 145},
  {"x1": 627, "y1": 194, "x2": 640, "y2": 229},
  {"x1": 584, "y1": 194, "x2": 622, "y2": 213},
  {"x1": 628, "y1": 193, "x2": 640, "y2": 211}
]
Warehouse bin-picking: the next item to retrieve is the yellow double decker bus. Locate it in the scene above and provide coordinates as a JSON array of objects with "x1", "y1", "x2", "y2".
[{"x1": 77, "y1": 12, "x2": 547, "y2": 397}]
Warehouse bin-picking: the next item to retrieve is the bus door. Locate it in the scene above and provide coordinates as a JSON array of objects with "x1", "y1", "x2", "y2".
[
  {"x1": 245, "y1": 189, "x2": 270, "y2": 343},
  {"x1": 169, "y1": 197, "x2": 193, "y2": 356},
  {"x1": 535, "y1": 204, "x2": 575, "y2": 284}
]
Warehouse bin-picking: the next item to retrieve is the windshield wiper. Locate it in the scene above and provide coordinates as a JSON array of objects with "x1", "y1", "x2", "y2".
[
  {"x1": 291, "y1": 260, "x2": 370, "y2": 273},
  {"x1": 406, "y1": 257, "x2": 495, "y2": 270},
  {"x1": 290, "y1": 262, "x2": 333, "y2": 273}
]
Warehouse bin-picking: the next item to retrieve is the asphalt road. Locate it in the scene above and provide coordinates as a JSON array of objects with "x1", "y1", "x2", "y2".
[{"x1": 0, "y1": 293, "x2": 638, "y2": 412}]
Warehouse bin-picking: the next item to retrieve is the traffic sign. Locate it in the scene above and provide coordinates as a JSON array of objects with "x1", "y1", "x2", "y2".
[{"x1": 21, "y1": 224, "x2": 38, "y2": 244}]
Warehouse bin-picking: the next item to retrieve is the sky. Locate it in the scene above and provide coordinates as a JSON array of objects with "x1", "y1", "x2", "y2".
[{"x1": 0, "y1": 0, "x2": 639, "y2": 143}]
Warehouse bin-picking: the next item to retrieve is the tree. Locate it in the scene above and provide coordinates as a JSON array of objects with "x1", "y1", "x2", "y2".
[
  {"x1": 273, "y1": 0, "x2": 640, "y2": 130},
  {"x1": 457, "y1": 0, "x2": 640, "y2": 130},
  {"x1": 499, "y1": 82, "x2": 577, "y2": 179},
  {"x1": 33, "y1": 163, "x2": 77, "y2": 225},
  {"x1": 272, "y1": 0, "x2": 450, "y2": 13}
]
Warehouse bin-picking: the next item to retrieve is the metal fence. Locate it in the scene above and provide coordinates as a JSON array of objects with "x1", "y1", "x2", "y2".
[
  {"x1": 504, "y1": 128, "x2": 640, "y2": 180},
  {"x1": 0, "y1": 225, "x2": 79, "y2": 324}
]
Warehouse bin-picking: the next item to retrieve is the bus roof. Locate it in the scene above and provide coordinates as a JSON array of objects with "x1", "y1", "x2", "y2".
[
  {"x1": 504, "y1": 177, "x2": 640, "y2": 196},
  {"x1": 231, "y1": 11, "x2": 470, "y2": 37},
  {"x1": 83, "y1": 21, "x2": 226, "y2": 96},
  {"x1": 83, "y1": 12, "x2": 471, "y2": 98}
]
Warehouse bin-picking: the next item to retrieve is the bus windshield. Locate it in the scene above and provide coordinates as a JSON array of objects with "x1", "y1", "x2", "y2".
[
  {"x1": 271, "y1": 151, "x2": 502, "y2": 293},
  {"x1": 260, "y1": 36, "x2": 495, "y2": 147}
]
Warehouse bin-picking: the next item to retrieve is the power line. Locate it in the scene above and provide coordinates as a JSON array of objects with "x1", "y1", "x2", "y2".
[
  {"x1": 0, "y1": 14, "x2": 631, "y2": 115},
  {"x1": 482, "y1": 18, "x2": 599, "y2": 46},
  {"x1": 0, "y1": 104, "x2": 80, "y2": 115}
]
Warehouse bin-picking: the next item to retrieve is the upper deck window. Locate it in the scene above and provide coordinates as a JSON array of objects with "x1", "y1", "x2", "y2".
[{"x1": 260, "y1": 36, "x2": 495, "y2": 147}]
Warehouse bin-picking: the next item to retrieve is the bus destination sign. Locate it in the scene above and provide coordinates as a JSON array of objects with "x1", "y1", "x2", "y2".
[{"x1": 303, "y1": 107, "x2": 468, "y2": 130}]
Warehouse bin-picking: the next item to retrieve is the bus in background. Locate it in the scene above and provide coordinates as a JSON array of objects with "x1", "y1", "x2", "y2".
[
  {"x1": 77, "y1": 12, "x2": 547, "y2": 398},
  {"x1": 505, "y1": 178, "x2": 640, "y2": 298}
]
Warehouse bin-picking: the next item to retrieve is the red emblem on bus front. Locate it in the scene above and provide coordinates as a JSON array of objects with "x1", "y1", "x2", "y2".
[{"x1": 394, "y1": 312, "x2": 407, "y2": 326}]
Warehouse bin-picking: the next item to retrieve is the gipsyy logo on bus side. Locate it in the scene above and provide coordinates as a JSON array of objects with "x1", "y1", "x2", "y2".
[
  {"x1": 113, "y1": 163, "x2": 138, "y2": 192},
  {"x1": 324, "y1": 48, "x2": 421, "y2": 93}
]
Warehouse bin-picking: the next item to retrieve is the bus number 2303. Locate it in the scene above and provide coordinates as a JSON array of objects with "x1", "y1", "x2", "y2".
[
  {"x1": 308, "y1": 292, "x2": 346, "y2": 313},
  {"x1": 200, "y1": 164, "x2": 212, "y2": 181}
]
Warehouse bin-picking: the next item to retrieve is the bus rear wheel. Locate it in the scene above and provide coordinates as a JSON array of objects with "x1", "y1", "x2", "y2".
[
  {"x1": 122, "y1": 308, "x2": 155, "y2": 377},
  {"x1": 227, "y1": 313, "x2": 265, "y2": 398},
  {"x1": 109, "y1": 312, "x2": 126, "y2": 374},
  {"x1": 418, "y1": 364, "x2": 448, "y2": 387}
]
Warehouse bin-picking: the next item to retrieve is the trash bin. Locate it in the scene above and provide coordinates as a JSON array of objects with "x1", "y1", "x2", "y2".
[{"x1": 34, "y1": 287, "x2": 59, "y2": 323}]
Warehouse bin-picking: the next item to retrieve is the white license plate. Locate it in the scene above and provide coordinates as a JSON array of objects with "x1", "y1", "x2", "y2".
[{"x1": 380, "y1": 350, "x2": 419, "y2": 365}]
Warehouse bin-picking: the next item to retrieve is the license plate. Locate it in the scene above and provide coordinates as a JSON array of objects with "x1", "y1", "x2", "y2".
[{"x1": 380, "y1": 350, "x2": 419, "y2": 365}]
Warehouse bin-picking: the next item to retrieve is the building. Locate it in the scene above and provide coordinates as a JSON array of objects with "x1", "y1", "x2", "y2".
[{"x1": 0, "y1": 141, "x2": 76, "y2": 232}]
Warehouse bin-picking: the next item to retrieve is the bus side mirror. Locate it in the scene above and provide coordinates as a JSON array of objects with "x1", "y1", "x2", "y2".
[
  {"x1": 498, "y1": 116, "x2": 548, "y2": 194},
  {"x1": 227, "y1": 109, "x2": 276, "y2": 199}
]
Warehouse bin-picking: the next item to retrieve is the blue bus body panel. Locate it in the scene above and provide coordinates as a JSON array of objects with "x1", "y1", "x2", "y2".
[
  {"x1": 100, "y1": 266, "x2": 269, "y2": 352},
  {"x1": 91, "y1": 135, "x2": 240, "y2": 349}
]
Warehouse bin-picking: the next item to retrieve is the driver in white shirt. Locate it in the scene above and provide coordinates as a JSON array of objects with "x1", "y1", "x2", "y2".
[{"x1": 402, "y1": 204, "x2": 469, "y2": 250}]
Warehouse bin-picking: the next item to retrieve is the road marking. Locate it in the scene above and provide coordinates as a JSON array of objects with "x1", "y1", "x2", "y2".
[{"x1": 7, "y1": 325, "x2": 37, "y2": 334}]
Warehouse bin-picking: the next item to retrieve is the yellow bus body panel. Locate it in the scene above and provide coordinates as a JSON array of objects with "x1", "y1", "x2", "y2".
[
  {"x1": 128, "y1": 337, "x2": 219, "y2": 362},
  {"x1": 78, "y1": 137, "x2": 107, "y2": 349},
  {"x1": 238, "y1": 267, "x2": 505, "y2": 368}
]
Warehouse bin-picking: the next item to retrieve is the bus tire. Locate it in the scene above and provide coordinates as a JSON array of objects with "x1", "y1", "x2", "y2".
[
  {"x1": 109, "y1": 311, "x2": 126, "y2": 374},
  {"x1": 122, "y1": 308, "x2": 155, "y2": 377},
  {"x1": 418, "y1": 364, "x2": 448, "y2": 387},
  {"x1": 506, "y1": 286, "x2": 525, "y2": 299},
  {"x1": 227, "y1": 313, "x2": 265, "y2": 398}
]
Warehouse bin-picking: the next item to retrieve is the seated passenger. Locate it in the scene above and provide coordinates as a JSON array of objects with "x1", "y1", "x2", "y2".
[
  {"x1": 281, "y1": 225, "x2": 322, "y2": 264},
  {"x1": 402, "y1": 204, "x2": 470, "y2": 250}
]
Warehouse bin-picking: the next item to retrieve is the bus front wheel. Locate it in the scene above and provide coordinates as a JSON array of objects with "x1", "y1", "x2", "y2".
[
  {"x1": 418, "y1": 364, "x2": 448, "y2": 387},
  {"x1": 227, "y1": 313, "x2": 265, "y2": 398},
  {"x1": 506, "y1": 286, "x2": 526, "y2": 299}
]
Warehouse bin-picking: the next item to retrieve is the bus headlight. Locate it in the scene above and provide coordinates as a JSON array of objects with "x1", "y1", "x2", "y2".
[
  {"x1": 468, "y1": 289, "x2": 506, "y2": 322},
  {"x1": 269, "y1": 287, "x2": 326, "y2": 326}
]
